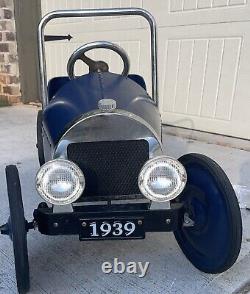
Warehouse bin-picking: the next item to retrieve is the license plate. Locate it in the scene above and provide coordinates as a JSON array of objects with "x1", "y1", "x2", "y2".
[{"x1": 79, "y1": 217, "x2": 145, "y2": 240}]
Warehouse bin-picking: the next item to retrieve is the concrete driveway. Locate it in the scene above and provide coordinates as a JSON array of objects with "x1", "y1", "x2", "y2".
[{"x1": 0, "y1": 105, "x2": 249, "y2": 294}]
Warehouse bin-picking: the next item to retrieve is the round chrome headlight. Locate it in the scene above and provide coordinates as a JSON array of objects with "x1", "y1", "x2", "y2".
[
  {"x1": 36, "y1": 159, "x2": 85, "y2": 205},
  {"x1": 138, "y1": 156, "x2": 187, "y2": 202}
]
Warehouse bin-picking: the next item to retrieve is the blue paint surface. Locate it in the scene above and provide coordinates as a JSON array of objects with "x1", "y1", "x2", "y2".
[{"x1": 44, "y1": 72, "x2": 160, "y2": 144}]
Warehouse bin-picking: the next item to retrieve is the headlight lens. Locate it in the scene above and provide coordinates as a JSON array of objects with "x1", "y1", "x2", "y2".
[
  {"x1": 36, "y1": 159, "x2": 85, "y2": 205},
  {"x1": 138, "y1": 156, "x2": 187, "y2": 202}
]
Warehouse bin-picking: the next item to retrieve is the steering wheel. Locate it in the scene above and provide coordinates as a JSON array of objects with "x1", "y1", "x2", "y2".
[{"x1": 67, "y1": 41, "x2": 130, "y2": 80}]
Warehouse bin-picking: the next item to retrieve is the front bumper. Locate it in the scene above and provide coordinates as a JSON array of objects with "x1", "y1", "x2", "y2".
[{"x1": 33, "y1": 202, "x2": 183, "y2": 238}]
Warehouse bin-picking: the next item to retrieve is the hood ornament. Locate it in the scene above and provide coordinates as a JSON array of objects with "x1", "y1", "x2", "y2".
[{"x1": 98, "y1": 99, "x2": 117, "y2": 111}]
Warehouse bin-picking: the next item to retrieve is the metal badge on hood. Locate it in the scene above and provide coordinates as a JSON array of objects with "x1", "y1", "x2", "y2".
[{"x1": 98, "y1": 99, "x2": 117, "y2": 111}]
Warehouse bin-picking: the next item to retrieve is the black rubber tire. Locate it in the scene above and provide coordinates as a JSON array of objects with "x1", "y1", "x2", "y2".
[
  {"x1": 173, "y1": 153, "x2": 242, "y2": 274},
  {"x1": 6, "y1": 165, "x2": 30, "y2": 294},
  {"x1": 37, "y1": 110, "x2": 45, "y2": 166}
]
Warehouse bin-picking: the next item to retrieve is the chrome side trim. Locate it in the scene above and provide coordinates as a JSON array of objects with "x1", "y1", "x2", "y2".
[{"x1": 38, "y1": 8, "x2": 158, "y2": 107}]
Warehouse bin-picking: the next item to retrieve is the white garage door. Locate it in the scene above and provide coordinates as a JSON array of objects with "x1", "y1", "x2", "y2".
[{"x1": 41, "y1": 0, "x2": 250, "y2": 139}]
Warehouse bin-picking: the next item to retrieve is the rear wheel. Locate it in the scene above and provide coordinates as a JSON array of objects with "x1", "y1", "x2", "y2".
[
  {"x1": 36, "y1": 110, "x2": 45, "y2": 166},
  {"x1": 6, "y1": 165, "x2": 30, "y2": 293},
  {"x1": 173, "y1": 153, "x2": 242, "y2": 273}
]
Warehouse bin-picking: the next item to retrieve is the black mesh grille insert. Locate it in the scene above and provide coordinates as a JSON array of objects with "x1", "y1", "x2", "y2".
[{"x1": 67, "y1": 140, "x2": 149, "y2": 198}]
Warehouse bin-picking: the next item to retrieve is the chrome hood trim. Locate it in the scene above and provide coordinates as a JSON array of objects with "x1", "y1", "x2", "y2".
[{"x1": 54, "y1": 109, "x2": 163, "y2": 159}]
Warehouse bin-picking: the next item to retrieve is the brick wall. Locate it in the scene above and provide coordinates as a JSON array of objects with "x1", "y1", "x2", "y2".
[{"x1": 0, "y1": 0, "x2": 21, "y2": 106}]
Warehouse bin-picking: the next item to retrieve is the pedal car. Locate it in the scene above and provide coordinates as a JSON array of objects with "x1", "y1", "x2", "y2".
[{"x1": 0, "y1": 8, "x2": 242, "y2": 294}]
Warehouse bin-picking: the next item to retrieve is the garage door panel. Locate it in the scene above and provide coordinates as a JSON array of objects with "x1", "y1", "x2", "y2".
[
  {"x1": 43, "y1": 0, "x2": 144, "y2": 33},
  {"x1": 159, "y1": 22, "x2": 249, "y2": 138},
  {"x1": 161, "y1": 40, "x2": 180, "y2": 112},
  {"x1": 174, "y1": 39, "x2": 194, "y2": 114},
  {"x1": 144, "y1": 0, "x2": 250, "y2": 26},
  {"x1": 230, "y1": 35, "x2": 250, "y2": 122},
  {"x1": 230, "y1": 0, "x2": 246, "y2": 5},
  {"x1": 187, "y1": 39, "x2": 208, "y2": 116},
  {"x1": 200, "y1": 38, "x2": 224, "y2": 119},
  {"x1": 198, "y1": 0, "x2": 213, "y2": 9},
  {"x1": 183, "y1": 0, "x2": 198, "y2": 10},
  {"x1": 215, "y1": 37, "x2": 242, "y2": 120},
  {"x1": 213, "y1": 0, "x2": 228, "y2": 7},
  {"x1": 161, "y1": 35, "x2": 241, "y2": 120},
  {"x1": 169, "y1": 0, "x2": 183, "y2": 12}
]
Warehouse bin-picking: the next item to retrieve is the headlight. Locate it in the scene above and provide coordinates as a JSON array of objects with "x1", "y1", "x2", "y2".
[
  {"x1": 138, "y1": 156, "x2": 187, "y2": 202},
  {"x1": 36, "y1": 159, "x2": 85, "y2": 205}
]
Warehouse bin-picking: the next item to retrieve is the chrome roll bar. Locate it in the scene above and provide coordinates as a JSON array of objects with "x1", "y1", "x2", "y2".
[{"x1": 38, "y1": 8, "x2": 158, "y2": 108}]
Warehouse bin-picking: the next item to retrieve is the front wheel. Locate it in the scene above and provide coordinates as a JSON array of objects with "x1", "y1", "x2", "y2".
[
  {"x1": 6, "y1": 165, "x2": 30, "y2": 293},
  {"x1": 173, "y1": 153, "x2": 242, "y2": 273}
]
